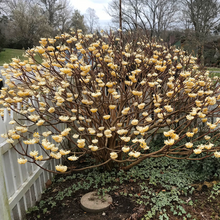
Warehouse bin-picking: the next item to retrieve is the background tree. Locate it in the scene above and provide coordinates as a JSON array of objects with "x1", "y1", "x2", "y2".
[
  {"x1": 39, "y1": 0, "x2": 63, "y2": 27},
  {"x1": 7, "y1": 1, "x2": 52, "y2": 48},
  {"x1": 181, "y1": 0, "x2": 220, "y2": 65},
  {"x1": 107, "y1": 0, "x2": 179, "y2": 39},
  {"x1": 56, "y1": 0, "x2": 73, "y2": 34},
  {"x1": 71, "y1": 9, "x2": 87, "y2": 33},
  {"x1": 85, "y1": 7, "x2": 99, "y2": 33}
]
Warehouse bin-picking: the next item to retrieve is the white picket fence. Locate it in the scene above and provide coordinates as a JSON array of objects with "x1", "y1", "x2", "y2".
[{"x1": 0, "y1": 108, "x2": 66, "y2": 220}]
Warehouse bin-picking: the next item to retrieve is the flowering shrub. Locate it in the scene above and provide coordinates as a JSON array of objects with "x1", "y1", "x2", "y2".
[{"x1": 1, "y1": 30, "x2": 220, "y2": 173}]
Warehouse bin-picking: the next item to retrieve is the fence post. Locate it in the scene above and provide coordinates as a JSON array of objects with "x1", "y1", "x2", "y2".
[{"x1": 0, "y1": 150, "x2": 11, "y2": 220}]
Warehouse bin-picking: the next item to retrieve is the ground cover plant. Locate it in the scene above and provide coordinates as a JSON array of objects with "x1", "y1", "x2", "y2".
[{"x1": 25, "y1": 138, "x2": 220, "y2": 219}]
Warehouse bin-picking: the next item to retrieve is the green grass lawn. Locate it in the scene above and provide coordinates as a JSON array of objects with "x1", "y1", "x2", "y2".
[
  {"x1": 207, "y1": 67, "x2": 220, "y2": 72},
  {"x1": 0, "y1": 48, "x2": 42, "y2": 65},
  {"x1": 0, "y1": 48, "x2": 26, "y2": 65}
]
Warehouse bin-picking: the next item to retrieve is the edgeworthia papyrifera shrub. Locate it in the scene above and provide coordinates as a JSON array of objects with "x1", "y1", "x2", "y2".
[{"x1": 1, "y1": 30, "x2": 220, "y2": 173}]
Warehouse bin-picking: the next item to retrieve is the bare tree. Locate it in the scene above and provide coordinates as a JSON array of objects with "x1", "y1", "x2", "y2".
[
  {"x1": 39, "y1": 0, "x2": 64, "y2": 27},
  {"x1": 85, "y1": 7, "x2": 99, "y2": 33},
  {"x1": 56, "y1": 0, "x2": 73, "y2": 33},
  {"x1": 181, "y1": 0, "x2": 220, "y2": 64},
  {"x1": 7, "y1": 0, "x2": 52, "y2": 48},
  {"x1": 107, "y1": 0, "x2": 179, "y2": 38}
]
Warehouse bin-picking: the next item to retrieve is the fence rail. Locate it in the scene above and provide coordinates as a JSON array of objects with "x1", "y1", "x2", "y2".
[{"x1": 0, "y1": 108, "x2": 65, "y2": 220}]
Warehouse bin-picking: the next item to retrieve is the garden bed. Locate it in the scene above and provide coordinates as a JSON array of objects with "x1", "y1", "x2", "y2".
[{"x1": 25, "y1": 153, "x2": 220, "y2": 220}]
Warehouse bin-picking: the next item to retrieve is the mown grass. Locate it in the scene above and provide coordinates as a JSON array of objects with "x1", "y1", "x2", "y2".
[
  {"x1": 207, "y1": 67, "x2": 220, "y2": 72},
  {"x1": 0, "y1": 48, "x2": 42, "y2": 65},
  {"x1": 0, "y1": 48, "x2": 26, "y2": 65}
]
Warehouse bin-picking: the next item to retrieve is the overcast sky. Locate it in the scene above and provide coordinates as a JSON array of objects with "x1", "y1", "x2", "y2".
[{"x1": 70, "y1": 0, "x2": 112, "y2": 29}]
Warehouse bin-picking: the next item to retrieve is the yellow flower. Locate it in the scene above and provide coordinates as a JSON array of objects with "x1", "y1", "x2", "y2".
[
  {"x1": 103, "y1": 115, "x2": 110, "y2": 120},
  {"x1": 106, "y1": 82, "x2": 113, "y2": 87},
  {"x1": 11, "y1": 134, "x2": 20, "y2": 139},
  {"x1": 138, "y1": 103, "x2": 145, "y2": 109},
  {"x1": 23, "y1": 139, "x2": 36, "y2": 144},
  {"x1": 121, "y1": 107, "x2": 130, "y2": 115},
  {"x1": 164, "y1": 139, "x2": 175, "y2": 145},
  {"x1": 90, "y1": 108, "x2": 98, "y2": 113},
  {"x1": 207, "y1": 123, "x2": 217, "y2": 129},
  {"x1": 170, "y1": 133, "x2": 179, "y2": 140},
  {"x1": 48, "y1": 107, "x2": 55, "y2": 113},
  {"x1": 186, "y1": 132, "x2": 194, "y2": 137},
  {"x1": 78, "y1": 127, "x2": 85, "y2": 131},
  {"x1": 166, "y1": 91, "x2": 174, "y2": 97},
  {"x1": 176, "y1": 63, "x2": 182, "y2": 69},
  {"x1": 202, "y1": 118, "x2": 207, "y2": 122},
  {"x1": 131, "y1": 119, "x2": 139, "y2": 125},
  {"x1": 163, "y1": 129, "x2": 174, "y2": 137},
  {"x1": 193, "y1": 128, "x2": 198, "y2": 133},
  {"x1": 88, "y1": 128, "x2": 96, "y2": 134},
  {"x1": 35, "y1": 155, "x2": 43, "y2": 161},
  {"x1": 60, "y1": 149, "x2": 70, "y2": 155},
  {"x1": 121, "y1": 136, "x2": 131, "y2": 142},
  {"x1": 36, "y1": 120, "x2": 45, "y2": 126},
  {"x1": 71, "y1": 109, "x2": 77, "y2": 113},
  {"x1": 59, "y1": 116, "x2": 69, "y2": 122},
  {"x1": 30, "y1": 150, "x2": 38, "y2": 157},
  {"x1": 206, "y1": 97, "x2": 216, "y2": 105},
  {"x1": 110, "y1": 152, "x2": 118, "y2": 159},
  {"x1": 42, "y1": 131, "x2": 52, "y2": 137},
  {"x1": 97, "y1": 133, "x2": 103, "y2": 137},
  {"x1": 50, "y1": 152, "x2": 61, "y2": 159},
  {"x1": 214, "y1": 152, "x2": 220, "y2": 158},
  {"x1": 28, "y1": 108, "x2": 35, "y2": 113},
  {"x1": 133, "y1": 151, "x2": 141, "y2": 158},
  {"x1": 204, "y1": 135, "x2": 210, "y2": 140},
  {"x1": 188, "y1": 93, "x2": 197, "y2": 98},
  {"x1": 68, "y1": 155, "x2": 79, "y2": 161},
  {"x1": 61, "y1": 128, "x2": 71, "y2": 136},
  {"x1": 37, "y1": 47, "x2": 45, "y2": 54},
  {"x1": 122, "y1": 146, "x2": 130, "y2": 153},
  {"x1": 128, "y1": 151, "x2": 134, "y2": 157},
  {"x1": 9, "y1": 120, "x2": 16, "y2": 125},
  {"x1": 33, "y1": 132, "x2": 40, "y2": 138},
  {"x1": 164, "y1": 105, "x2": 173, "y2": 112},
  {"x1": 55, "y1": 165, "x2": 67, "y2": 172},
  {"x1": 52, "y1": 135, "x2": 63, "y2": 143},
  {"x1": 145, "y1": 117, "x2": 152, "y2": 122},
  {"x1": 89, "y1": 145, "x2": 98, "y2": 151},
  {"x1": 117, "y1": 129, "x2": 128, "y2": 135},
  {"x1": 72, "y1": 134, "x2": 79, "y2": 138},
  {"x1": 77, "y1": 139, "x2": 85, "y2": 148},
  {"x1": 18, "y1": 158, "x2": 28, "y2": 164},
  {"x1": 132, "y1": 90, "x2": 142, "y2": 96},
  {"x1": 42, "y1": 139, "x2": 54, "y2": 150},
  {"x1": 109, "y1": 105, "x2": 116, "y2": 110},
  {"x1": 154, "y1": 108, "x2": 162, "y2": 113},
  {"x1": 194, "y1": 149, "x2": 202, "y2": 154},
  {"x1": 205, "y1": 143, "x2": 214, "y2": 150},
  {"x1": 185, "y1": 142, "x2": 193, "y2": 148},
  {"x1": 51, "y1": 146, "x2": 58, "y2": 152},
  {"x1": 28, "y1": 115, "x2": 40, "y2": 122},
  {"x1": 186, "y1": 115, "x2": 194, "y2": 120}
]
